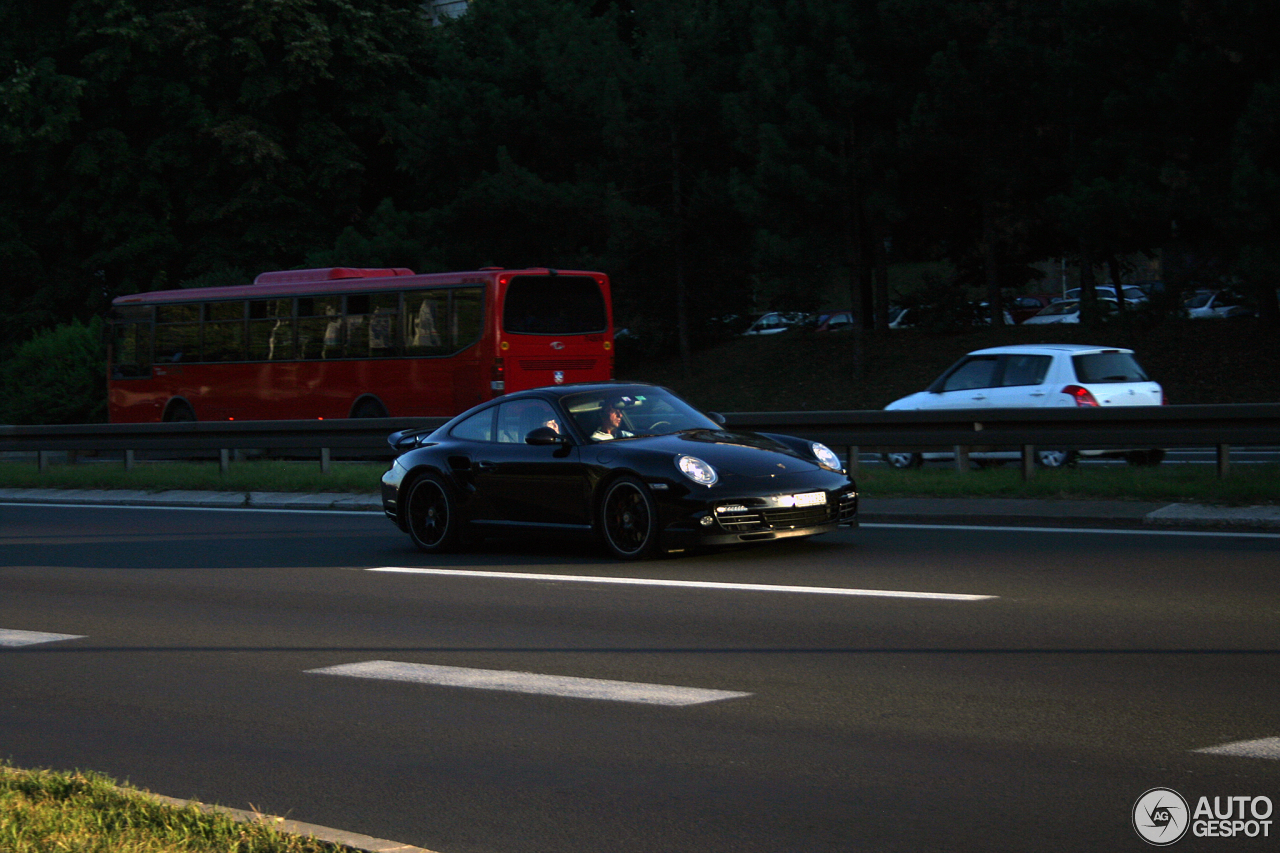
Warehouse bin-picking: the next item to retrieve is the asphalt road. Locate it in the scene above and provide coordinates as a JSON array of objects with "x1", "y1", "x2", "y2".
[{"x1": 2, "y1": 504, "x2": 1278, "y2": 852}]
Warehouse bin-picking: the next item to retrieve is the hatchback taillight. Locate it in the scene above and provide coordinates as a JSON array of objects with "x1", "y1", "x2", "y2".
[{"x1": 1063, "y1": 385, "x2": 1100, "y2": 407}]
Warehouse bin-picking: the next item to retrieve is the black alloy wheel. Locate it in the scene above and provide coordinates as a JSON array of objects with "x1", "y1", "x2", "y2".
[
  {"x1": 599, "y1": 476, "x2": 659, "y2": 560},
  {"x1": 405, "y1": 474, "x2": 458, "y2": 552}
]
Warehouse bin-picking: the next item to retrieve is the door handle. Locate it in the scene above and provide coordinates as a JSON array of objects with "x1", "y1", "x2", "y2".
[{"x1": 474, "y1": 460, "x2": 497, "y2": 471}]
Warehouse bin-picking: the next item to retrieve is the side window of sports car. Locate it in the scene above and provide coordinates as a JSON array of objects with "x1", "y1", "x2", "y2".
[
  {"x1": 451, "y1": 408, "x2": 495, "y2": 442},
  {"x1": 496, "y1": 400, "x2": 560, "y2": 443}
]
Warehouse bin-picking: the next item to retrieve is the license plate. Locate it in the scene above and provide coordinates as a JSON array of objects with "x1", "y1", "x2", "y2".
[{"x1": 781, "y1": 491, "x2": 826, "y2": 508}]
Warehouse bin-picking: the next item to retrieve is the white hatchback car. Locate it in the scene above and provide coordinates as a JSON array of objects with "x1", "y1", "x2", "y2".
[{"x1": 883, "y1": 344, "x2": 1166, "y2": 468}]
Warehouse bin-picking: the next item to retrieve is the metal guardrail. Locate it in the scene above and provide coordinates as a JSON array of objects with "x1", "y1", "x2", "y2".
[
  {"x1": 1, "y1": 403, "x2": 1278, "y2": 478},
  {"x1": 723, "y1": 403, "x2": 1280, "y2": 478}
]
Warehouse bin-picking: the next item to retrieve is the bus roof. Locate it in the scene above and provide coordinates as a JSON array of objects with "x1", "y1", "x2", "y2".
[{"x1": 111, "y1": 267, "x2": 605, "y2": 306}]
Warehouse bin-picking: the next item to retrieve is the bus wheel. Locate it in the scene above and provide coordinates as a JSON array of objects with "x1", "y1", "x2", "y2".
[
  {"x1": 351, "y1": 398, "x2": 388, "y2": 418},
  {"x1": 599, "y1": 476, "x2": 659, "y2": 560},
  {"x1": 164, "y1": 402, "x2": 196, "y2": 422},
  {"x1": 405, "y1": 474, "x2": 459, "y2": 553}
]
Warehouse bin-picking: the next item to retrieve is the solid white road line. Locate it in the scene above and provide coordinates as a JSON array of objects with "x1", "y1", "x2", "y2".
[
  {"x1": 863, "y1": 522, "x2": 1280, "y2": 539},
  {"x1": 0, "y1": 628, "x2": 85, "y2": 647},
  {"x1": 1194, "y1": 737, "x2": 1280, "y2": 760},
  {"x1": 369, "y1": 567, "x2": 994, "y2": 601},
  {"x1": 307, "y1": 661, "x2": 752, "y2": 706}
]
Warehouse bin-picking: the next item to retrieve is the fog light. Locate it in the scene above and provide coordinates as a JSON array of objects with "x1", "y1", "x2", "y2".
[{"x1": 699, "y1": 515, "x2": 715, "y2": 527}]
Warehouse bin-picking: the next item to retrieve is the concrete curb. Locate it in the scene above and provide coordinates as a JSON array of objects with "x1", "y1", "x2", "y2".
[{"x1": 148, "y1": 794, "x2": 439, "y2": 853}]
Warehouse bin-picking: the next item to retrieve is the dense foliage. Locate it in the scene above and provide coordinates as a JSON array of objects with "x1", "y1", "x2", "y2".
[
  {"x1": 3, "y1": 0, "x2": 1278, "y2": 370},
  {"x1": 0, "y1": 318, "x2": 106, "y2": 423}
]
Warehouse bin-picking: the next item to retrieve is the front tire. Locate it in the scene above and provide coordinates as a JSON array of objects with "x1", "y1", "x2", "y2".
[
  {"x1": 405, "y1": 474, "x2": 459, "y2": 553},
  {"x1": 598, "y1": 476, "x2": 660, "y2": 560}
]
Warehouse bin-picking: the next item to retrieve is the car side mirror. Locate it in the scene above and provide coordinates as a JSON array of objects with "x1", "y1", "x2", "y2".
[
  {"x1": 707, "y1": 412, "x2": 727, "y2": 426},
  {"x1": 525, "y1": 426, "x2": 567, "y2": 445}
]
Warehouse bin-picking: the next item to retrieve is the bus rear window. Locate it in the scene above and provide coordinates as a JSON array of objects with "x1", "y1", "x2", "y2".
[{"x1": 502, "y1": 275, "x2": 607, "y2": 335}]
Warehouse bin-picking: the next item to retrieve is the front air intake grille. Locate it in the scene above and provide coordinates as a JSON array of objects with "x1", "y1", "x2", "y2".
[{"x1": 715, "y1": 502, "x2": 836, "y2": 533}]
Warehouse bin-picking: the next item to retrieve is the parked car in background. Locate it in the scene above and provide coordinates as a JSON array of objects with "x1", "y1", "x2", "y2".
[
  {"x1": 887, "y1": 306, "x2": 914, "y2": 328},
  {"x1": 741, "y1": 311, "x2": 807, "y2": 335},
  {"x1": 1023, "y1": 298, "x2": 1119, "y2": 324},
  {"x1": 1063, "y1": 286, "x2": 1148, "y2": 305},
  {"x1": 1184, "y1": 289, "x2": 1252, "y2": 319},
  {"x1": 809, "y1": 310, "x2": 855, "y2": 332},
  {"x1": 881, "y1": 344, "x2": 1166, "y2": 469},
  {"x1": 1009, "y1": 294, "x2": 1056, "y2": 324}
]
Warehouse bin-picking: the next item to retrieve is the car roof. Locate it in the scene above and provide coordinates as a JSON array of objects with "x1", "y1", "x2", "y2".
[
  {"x1": 963, "y1": 344, "x2": 1134, "y2": 356},
  {"x1": 501, "y1": 381, "x2": 670, "y2": 402}
]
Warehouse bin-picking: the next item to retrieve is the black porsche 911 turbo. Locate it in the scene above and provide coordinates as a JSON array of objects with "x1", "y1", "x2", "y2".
[{"x1": 381, "y1": 382, "x2": 858, "y2": 559}]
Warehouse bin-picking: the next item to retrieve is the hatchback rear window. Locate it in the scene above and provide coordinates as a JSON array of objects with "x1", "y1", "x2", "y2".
[{"x1": 1072, "y1": 352, "x2": 1149, "y2": 383}]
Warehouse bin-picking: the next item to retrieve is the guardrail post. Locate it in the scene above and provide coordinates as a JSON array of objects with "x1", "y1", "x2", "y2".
[
  {"x1": 1021, "y1": 445, "x2": 1035, "y2": 481},
  {"x1": 1217, "y1": 444, "x2": 1231, "y2": 478},
  {"x1": 124, "y1": 450, "x2": 134, "y2": 471},
  {"x1": 845, "y1": 446, "x2": 859, "y2": 478},
  {"x1": 320, "y1": 447, "x2": 331, "y2": 474},
  {"x1": 219, "y1": 449, "x2": 230, "y2": 474},
  {"x1": 37, "y1": 450, "x2": 49, "y2": 472},
  {"x1": 953, "y1": 445, "x2": 970, "y2": 473}
]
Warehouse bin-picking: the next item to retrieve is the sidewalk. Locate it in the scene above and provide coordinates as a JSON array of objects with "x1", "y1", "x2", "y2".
[{"x1": 3, "y1": 488, "x2": 1279, "y2": 530}]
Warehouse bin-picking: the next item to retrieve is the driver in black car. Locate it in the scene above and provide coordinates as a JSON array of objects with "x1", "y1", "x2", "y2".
[{"x1": 590, "y1": 398, "x2": 634, "y2": 441}]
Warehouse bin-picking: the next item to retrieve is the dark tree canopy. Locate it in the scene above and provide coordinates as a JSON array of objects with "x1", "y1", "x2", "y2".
[{"x1": 3, "y1": 0, "x2": 1279, "y2": 361}]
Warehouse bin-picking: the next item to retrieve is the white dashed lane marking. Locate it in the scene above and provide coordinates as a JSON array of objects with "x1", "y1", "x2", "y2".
[
  {"x1": 0, "y1": 629, "x2": 85, "y2": 647},
  {"x1": 1194, "y1": 737, "x2": 1280, "y2": 760},
  {"x1": 369, "y1": 567, "x2": 995, "y2": 601},
  {"x1": 307, "y1": 661, "x2": 752, "y2": 706}
]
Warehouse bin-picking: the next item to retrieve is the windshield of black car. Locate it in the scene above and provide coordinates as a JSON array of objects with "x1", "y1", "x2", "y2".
[
  {"x1": 1072, "y1": 352, "x2": 1149, "y2": 383},
  {"x1": 562, "y1": 389, "x2": 719, "y2": 439}
]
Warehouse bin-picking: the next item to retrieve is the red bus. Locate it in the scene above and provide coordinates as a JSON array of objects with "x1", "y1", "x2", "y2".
[{"x1": 107, "y1": 266, "x2": 614, "y2": 422}]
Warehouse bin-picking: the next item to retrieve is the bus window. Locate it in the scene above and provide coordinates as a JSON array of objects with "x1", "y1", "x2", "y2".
[
  {"x1": 155, "y1": 303, "x2": 200, "y2": 363},
  {"x1": 345, "y1": 292, "x2": 400, "y2": 358},
  {"x1": 111, "y1": 306, "x2": 152, "y2": 378},
  {"x1": 297, "y1": 295, "x2": 343, "y2": 359},
  {"x1": 204, "y1": 301, "x2": 246, "y2": 362},
  {"x1": 248, "y1": 299, "x2": 294, "y2": 361},
  {"x1": 451, "y1": 288, "x2": 483, "y2": 351},
  {"x1": 405, "y1": 290, "x2": 447, "y2": 356},
  {"x1": 503, "y1": 275, "x2": 607, "y2": 335}
]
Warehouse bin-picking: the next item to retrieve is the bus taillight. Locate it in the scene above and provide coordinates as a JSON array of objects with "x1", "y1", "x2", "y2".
[{"x1": 491, "y1": 357, "x2": 505, "y2": 393}]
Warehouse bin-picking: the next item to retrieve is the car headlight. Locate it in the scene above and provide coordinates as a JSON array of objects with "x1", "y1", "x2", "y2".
[
  {"x1": 811, "y1": 442, "x2": 842, "y2": 472},
  {"x1": 676, "y1": 455, "x2": 718, "y2": 486}
]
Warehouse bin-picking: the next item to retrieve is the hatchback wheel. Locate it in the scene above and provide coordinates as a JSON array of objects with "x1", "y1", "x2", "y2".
[
  {"x1": 1126, "y1": 449, "x2": 1166, "y2": 466},
  {"x1": 1035, "y1": 448, "x2": 1078, "y2": 469},
  {"x1": 599, "y1": 476, "x2": 659, "y2": 560},
  {"x1": 881, "y1": 452, "x2": 923, "y2": 469},
  {"x1": 405, "y1": 474, "x2": 458, "y2": 552}
]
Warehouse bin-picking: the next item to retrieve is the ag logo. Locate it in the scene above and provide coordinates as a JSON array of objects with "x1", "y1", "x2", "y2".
[
  {"x1": 554, "y1": 370, "x2": 565, "y2": 384},
  {"x1": 1134, "y1": 788, "x2": 1190, "y2": 845}
]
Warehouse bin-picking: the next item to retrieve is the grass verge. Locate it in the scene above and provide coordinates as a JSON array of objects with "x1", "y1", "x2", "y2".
[
  {"x1": 1, "y1": 458, "x2": 1278, "y2": 505},
  {"x1": 858, "y1": 463, "x2": 1280, "y2": 505},
  {"x1": 0, "y1": 762, "x2": 342, "y2": 853}
]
